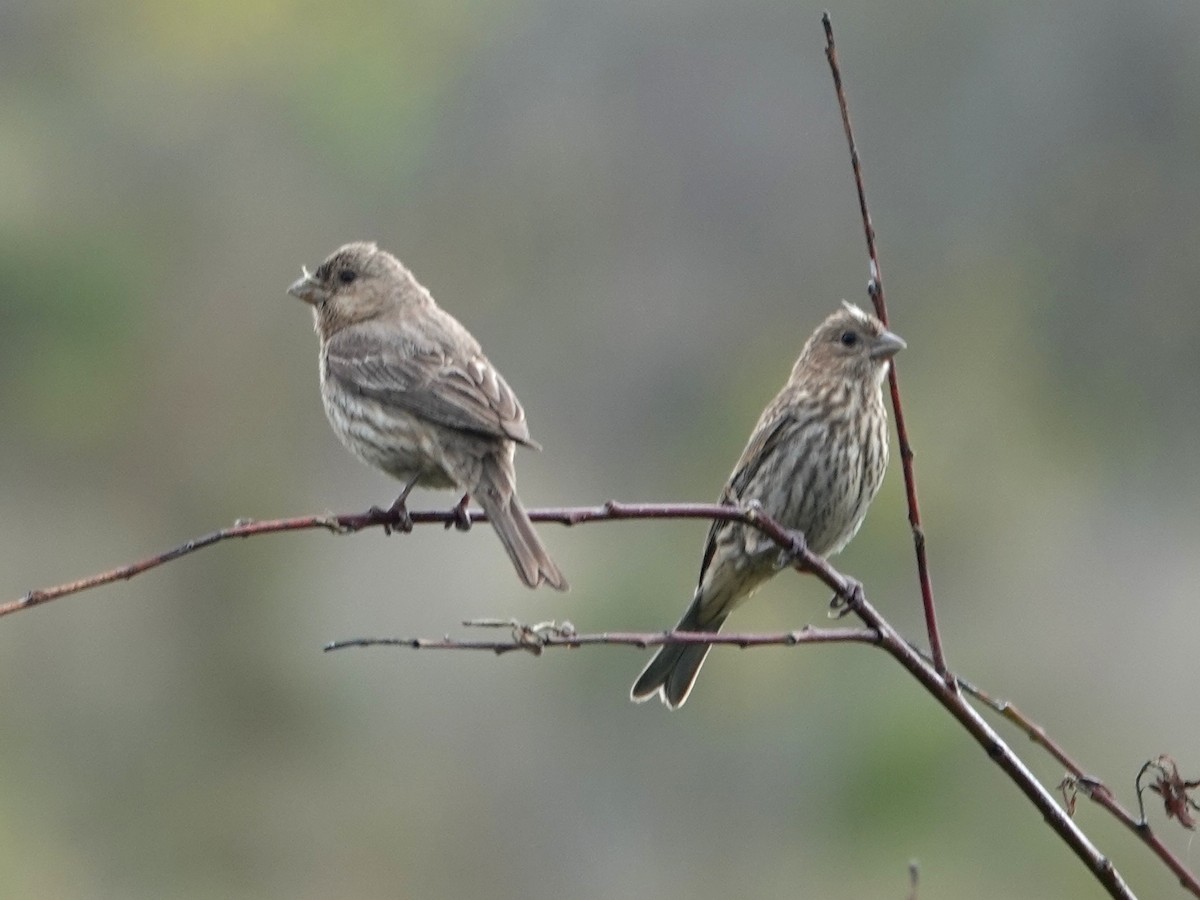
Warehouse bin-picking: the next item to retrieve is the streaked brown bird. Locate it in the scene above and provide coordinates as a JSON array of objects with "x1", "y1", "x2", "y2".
[
  {"x1": 288, "y1": 241, "x2": 567, "y2": 590},
  {"x1": 631, "y1": 301, "x2": 904, "y2": 708}
]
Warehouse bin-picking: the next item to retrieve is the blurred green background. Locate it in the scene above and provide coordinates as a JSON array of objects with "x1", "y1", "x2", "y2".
[{"x1": 3, "y1": 0, "x2": 1199, "y2": 897}]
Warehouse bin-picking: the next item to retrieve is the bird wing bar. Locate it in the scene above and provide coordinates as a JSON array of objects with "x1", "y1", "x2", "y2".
[{"x1": 324, "y1": 331, "x2": 538, "y2": 448}]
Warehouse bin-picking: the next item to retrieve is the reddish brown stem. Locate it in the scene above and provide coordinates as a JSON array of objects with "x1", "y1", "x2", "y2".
[
  {"x1": 963, "y1": 680, "x2": 1200, "y2": 895},
  {"x1": 0, "y1": 501, "x2": 816, "y2": 619},
  {"x1": 822, "y1": 13, "x2": 948, "y2": 681}
]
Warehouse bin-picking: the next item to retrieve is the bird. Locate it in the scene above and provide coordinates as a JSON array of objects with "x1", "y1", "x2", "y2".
[
  {"x1": 631, "y1": 301, "x2": 904, "y2": 707},
  {"x1": 288, "y1": 241, "x2": 567, "y2": 591}
]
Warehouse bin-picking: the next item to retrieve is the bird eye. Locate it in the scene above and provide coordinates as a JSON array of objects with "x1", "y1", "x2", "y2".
[
  {"x1": 337, "y1": 269, "x2": 357, "y2": 285},
  {"x1": 839, "y1": 330, "x2": 858, "y2": 347}
]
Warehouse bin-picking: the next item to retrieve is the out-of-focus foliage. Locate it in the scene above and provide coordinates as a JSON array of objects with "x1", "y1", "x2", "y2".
[{"x1": 2, "y1": 1, "x2": 1199, "y2": 897}]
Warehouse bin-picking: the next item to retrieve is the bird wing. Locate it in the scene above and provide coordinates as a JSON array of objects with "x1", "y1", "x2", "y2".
[
  {"x1": 324, "y1": 326, "x2": 538, "y2": 448},
  {"x1": 696, "y1": 406, "x2": 797, "y2": 581}
]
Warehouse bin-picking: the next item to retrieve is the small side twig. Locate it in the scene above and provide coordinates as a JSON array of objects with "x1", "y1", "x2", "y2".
[
  {"x1": 963, "y1": 678, "x2": 1200, "y2": 895},
  {"x1": 822, "y1": 12, "x2": 947, "y2": 681}
]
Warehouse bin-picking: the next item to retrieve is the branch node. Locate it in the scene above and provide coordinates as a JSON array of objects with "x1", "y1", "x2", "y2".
[{"x1": 318, "y1": 514, "x2": 356, "y2": 535}]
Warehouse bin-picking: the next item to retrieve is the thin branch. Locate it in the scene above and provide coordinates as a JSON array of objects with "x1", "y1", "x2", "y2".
[
  {"x1": 963, "y1": 677, "x2": 1200, "y2": 895},
  {"x1": 325, "y1": 622, "x2": 881, "y2": 655},
  {"x1": 0, "y1": 500, "x2": 835, "y2": 620},
  {"x1": 784, "y1": 587, "x2": 1135, "y2": 898},
  {"x1": 818, "y1": 15, "x2": 1189, "y2": 894},
  {"x1": 822, "y1": 13, "x2": 947, "y2": 680}
]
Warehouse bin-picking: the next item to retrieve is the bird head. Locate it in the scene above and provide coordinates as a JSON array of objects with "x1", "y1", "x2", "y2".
[
  {"x1": 794, "y1": 301, "x2": 906, "y2": 388},
  {"x1": 287, "y1": 242, "x2": 428, "y2": 337}
]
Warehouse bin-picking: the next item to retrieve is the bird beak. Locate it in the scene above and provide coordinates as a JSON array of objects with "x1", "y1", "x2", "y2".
[
  {"x1": 870, "y1": 328, "x2": 906, "y2": 360},
  {"x1": 287, "y1": 266, "x2": 324, "y2": 306}
]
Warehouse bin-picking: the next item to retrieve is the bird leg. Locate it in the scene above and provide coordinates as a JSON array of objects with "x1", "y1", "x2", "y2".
[
  {"x1": 370, "y1": 477, "x2": 418, "y2": 535},
  {"x1": 771, "y1": 527, "x2": 808, "y2": 571},
  {"x1": 447, "y1": 493, "x2": 473, "y2": 532}
]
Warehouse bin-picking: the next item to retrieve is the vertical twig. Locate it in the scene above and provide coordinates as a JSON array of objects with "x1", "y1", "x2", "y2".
[
  {"x1": 906, "y1": 861, "x2": 919, "y2": 900},
  {"x1": 821, "y1": 13, "x2": 948, "y2": 680}
]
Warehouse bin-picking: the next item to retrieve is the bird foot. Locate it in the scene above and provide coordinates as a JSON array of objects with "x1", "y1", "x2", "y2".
[
  {"x1": 772, "y1": 528, "x2": 809, "y2": 571},
  {"x1": 827, "y1": 577, "x2": 865, "y2": 619},
  {"x1": 370, "y1": 494, "x2": 414, "y2": 535},
  {"x1": 445, "y1": 494, "x2": 473, "y2": 532}
]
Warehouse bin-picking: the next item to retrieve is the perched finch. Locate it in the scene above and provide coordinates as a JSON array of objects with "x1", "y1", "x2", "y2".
[
  {"x1": 288, "y1": 242, "x2": 567, "y2": 590},
  {"x1": 631, "y1": 301, "x2": 904, "y2": 708}
]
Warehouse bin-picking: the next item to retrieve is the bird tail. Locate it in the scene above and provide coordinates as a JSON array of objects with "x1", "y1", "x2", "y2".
[
  {"x1": 474, "y1": 457, "x2": 568, "y2": 591},
  {"x1": 630, "y1": 591, "x2": 731, "y2": 709}
]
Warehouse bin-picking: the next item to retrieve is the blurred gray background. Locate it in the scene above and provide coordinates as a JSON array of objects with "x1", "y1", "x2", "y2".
[{"x1": 2, "y1": 0, "x2": 1199, "y2": 897}]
